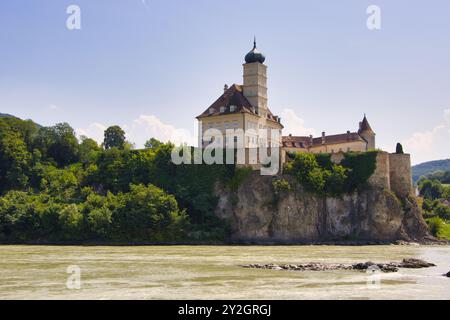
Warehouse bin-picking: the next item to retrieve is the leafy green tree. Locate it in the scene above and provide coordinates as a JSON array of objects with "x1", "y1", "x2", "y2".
[
  {"x1": 144, "y1": 138, "x2": 162, "y2": 149},
  {"x1": 87, "y1": 207, "x2": 112, "y2": 237},
  {"x1": 112, "y1": 184, "x2": 188, "y2": 241},
  {"x1": 33, "y1": 123, "x2": 79, "y2": 166},
  {"x1": 419, "y1": 179, "x2": 443, "y2": 200},
  {"x1": 104, "y1": 126, "x2": 126, "y2": 150},
  {"x1": 0, "y1": 127, "x2": 31, "y2": 192},
  {"x1": 79, "y1": 136, "x2": 101, "y2": 164},
  {"x1": 59, "y1": 204, "x2": 83, "y2": 238}
]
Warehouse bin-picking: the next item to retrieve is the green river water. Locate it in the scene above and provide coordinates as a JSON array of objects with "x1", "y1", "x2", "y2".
[{"x1": 0, "y1": 245, "x2": 448, "y2": 299}]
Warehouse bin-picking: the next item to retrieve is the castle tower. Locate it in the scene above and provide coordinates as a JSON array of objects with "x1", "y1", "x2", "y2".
[
  {"x1": 243, "y1": 38, "x2": 268, "y2": 116},
  {"x1": 358, "y1": 115, "x2": 376, "y2": 150}
]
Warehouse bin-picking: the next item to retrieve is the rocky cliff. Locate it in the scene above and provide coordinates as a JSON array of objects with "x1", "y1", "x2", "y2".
[{"x1": 215, "y1": 173, "x2": 431, "y2": 244}]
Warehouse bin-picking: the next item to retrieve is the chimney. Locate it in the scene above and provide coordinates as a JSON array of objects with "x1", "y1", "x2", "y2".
[
  {"x1": 223, "y1": 84, "x2": 229, "y2": 93},
  {"x1": 309, "y1": 134, "x2": 313, "y2": 147},
  {"x1": 278, "y1": 117, "x2": 281, "y2": 123},
  {"x1": 347, "y1": 130, "x2": 351, "y2": 141},
  {"x1": 289, "y1": 133, "x2": 292, "y2": 137},
  {"x1": 321, "y1": 132, "x2": 326, "y2": 145}
]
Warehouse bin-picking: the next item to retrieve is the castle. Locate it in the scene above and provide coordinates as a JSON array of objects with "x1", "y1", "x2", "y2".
[{"x1": 196, "y1": 40, "x2": 376, "y2": 162}]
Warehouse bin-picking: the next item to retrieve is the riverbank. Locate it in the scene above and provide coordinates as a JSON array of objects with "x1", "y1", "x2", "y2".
[{"x1": 0, "y1": 239, "x2": 448, "y2": 246}]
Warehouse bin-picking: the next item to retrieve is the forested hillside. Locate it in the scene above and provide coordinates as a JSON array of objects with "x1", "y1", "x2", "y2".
[
  {"x1": 0, "y1": 116, "x2": 235, "y2": 243},
  {"x1": 412, "y1": 159, "x2": 450, "y2": 183}
]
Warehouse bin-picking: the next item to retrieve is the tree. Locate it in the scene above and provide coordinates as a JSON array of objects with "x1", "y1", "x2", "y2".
[
  {"x1": 104, "y1": 126, "x2": 126, "y2": 150},
  {"x1": 87, "y1": 206, "x2": 112, "y2": 237},
  {"x1": 144, "y1": 138, "x2": 162, "y2": 149},
  {"x1": 419, "y1": 179, "x2": 443, "y2": 200},
  {"x1": 79, "y1": 136, "x2": 101, "y2": 164},
  {"x1": 59, "y1": 204, "x2": 83, "y2": 238},
  {"x1": 0, "y1": 127, "x2": 31, "y2": 192},
  {"x1": 35, "y1": 123, "x2": 79, "y2": 166},
  {"x1": 396, "y1": 143, "x2": 404, "y2": 154}
]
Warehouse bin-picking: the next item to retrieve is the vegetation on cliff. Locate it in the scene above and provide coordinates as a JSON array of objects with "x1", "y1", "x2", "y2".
[{"x1": 284, "y1": 151, "x2": 378, "y2": 196}]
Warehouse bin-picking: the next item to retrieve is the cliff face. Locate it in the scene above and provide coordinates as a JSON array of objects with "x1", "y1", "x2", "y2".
[{"x1": 215, "y1": 173, "x2": 430, "y2": 243}]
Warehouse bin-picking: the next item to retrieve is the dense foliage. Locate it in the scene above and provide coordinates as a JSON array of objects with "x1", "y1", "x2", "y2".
[
  {"x1": 0, "y1": 116, "x2": 237, "y2": 243},
  {"x1": 417, "y1": 178, "x2": 450, "y2": 238},
  {"x1": 284, "y1": 151, "x2": 378, "y2": 195}
]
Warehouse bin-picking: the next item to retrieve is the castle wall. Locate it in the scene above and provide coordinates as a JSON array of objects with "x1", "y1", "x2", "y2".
[
  {"x1": 389, "y1": 153, "x2": 413, "y2": 198},
  {"x1": 368, "y1": 151, "x2": 390, "y2": 190}
]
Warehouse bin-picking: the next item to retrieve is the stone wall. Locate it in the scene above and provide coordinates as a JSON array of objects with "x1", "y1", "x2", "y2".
[
  {"x1": 367, "y1": 151, "x2": 390, "y2": 190},
  {"x1": 389, "y1": 153, "x2": 413, "y2": 198}
]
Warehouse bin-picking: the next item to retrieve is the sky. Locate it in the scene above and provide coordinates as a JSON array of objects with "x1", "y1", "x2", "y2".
[{"x1": 0, "y1": 0, "x2": 449, "y2": 164}]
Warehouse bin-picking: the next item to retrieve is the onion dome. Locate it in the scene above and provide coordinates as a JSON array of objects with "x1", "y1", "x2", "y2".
[{"x1": 245, "y1": 37, "x2": 265, "y2": 64}]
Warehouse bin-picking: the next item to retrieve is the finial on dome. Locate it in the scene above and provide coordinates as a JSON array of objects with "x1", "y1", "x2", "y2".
[{"x1": 253, "y1": 36, "x2": 256, "y2": 49}]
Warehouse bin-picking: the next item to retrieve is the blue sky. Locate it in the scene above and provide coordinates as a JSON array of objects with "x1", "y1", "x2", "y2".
[{"x1": 1, "y1": 0, "x2": 449, "y2": 164}]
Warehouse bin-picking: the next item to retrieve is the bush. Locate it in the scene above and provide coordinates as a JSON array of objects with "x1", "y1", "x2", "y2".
[
  {"x1": 426, "y1": 216, "x2": 444, "y2": 237},
  {"x1": 272, "y1": 179, "x2": 292, "y2": 195},
  {"x1": 59, "y1": 204, "x2": 83, "y2": 239},
  {"x1": 87, "y1": 207, "x2": 112, "y2": 237}
]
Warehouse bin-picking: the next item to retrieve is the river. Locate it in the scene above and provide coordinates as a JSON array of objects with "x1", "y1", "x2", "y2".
[{"x1": 0, "y1": 245, "x2": 448, "y2": 299}]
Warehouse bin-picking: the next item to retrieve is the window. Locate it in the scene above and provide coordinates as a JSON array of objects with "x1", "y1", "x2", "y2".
[
  {"x1": 209, "y1": 108, "x2": 214, "y2": 115},
  {"x1": 220, "y1": 106, "x2": 226, "y2": 113},
  {"x1": 230, "y1": 105, "x2": 236, "y2": 112}
]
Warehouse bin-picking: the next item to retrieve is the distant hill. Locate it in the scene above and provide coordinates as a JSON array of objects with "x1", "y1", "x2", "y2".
[
  {"x1": 412, "y1": 159, "x2": 450, "y2": 183},
  {"x1": 0, "y1": 113, "x2": 17, "y2": 118}
]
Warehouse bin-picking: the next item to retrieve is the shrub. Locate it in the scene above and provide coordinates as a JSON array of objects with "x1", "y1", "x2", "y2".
[
  {"x1": 426, "y1": 216, "x2": 443, "y2": 237},
  {"x1": 272, "y1": 179, "x2": 292, "y2": 195},
  {"x1": 59, "y1": 204, "x2": 83, "y2": 238},
  {"x1": 284, "y1": 151, "x2": 377, "y2": 195},
  {"x1": 87, "y1": 207, "x2": 112, "y2": 237}
]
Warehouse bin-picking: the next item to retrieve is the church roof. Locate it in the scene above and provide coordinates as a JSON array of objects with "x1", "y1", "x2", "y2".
[
  {"x1": 282, "y1": 132, "x2": 365, "y2": 148},
  {"x1": 196, "y1": 84, "x2": 281, "y2": 125}
]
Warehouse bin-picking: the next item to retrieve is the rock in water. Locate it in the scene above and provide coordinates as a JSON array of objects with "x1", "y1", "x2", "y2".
[
  {"x1": 445, "y1": 271, "x2": 450, "y2": 277},
  {"x1": 398, "y1": 258, "x2": 436, "y2": 268},
  {"x1": 242, "y1": 258, "x2": 435, "y2": 273}
]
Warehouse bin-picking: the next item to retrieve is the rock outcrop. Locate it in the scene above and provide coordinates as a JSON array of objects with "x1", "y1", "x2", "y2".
[
  {"x1": 242, "y1": 258, "x2": 436, "y2": 273},
  {"x1": 215, "y1": 173, "x2": 431, "y2": 243}
]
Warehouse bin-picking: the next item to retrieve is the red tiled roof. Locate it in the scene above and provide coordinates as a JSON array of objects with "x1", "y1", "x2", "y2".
[{"x1": 282, "y1": 132, "x2": 365, "y2": 148}]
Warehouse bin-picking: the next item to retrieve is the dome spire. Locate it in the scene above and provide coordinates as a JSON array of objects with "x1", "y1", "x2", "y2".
[{"x1": 253, "y1": 36, "x2": 256, "y2": 49}]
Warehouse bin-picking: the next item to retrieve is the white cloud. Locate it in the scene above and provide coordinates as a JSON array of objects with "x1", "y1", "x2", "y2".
[
  {"x1": 76, "y1": 122, "x2": 107, "y2": 144},
  {"x1": 49, "y1": 104, "x2": 59, "y2": 110},
  {"x1": 444, "y1": 108, "x2": 450, "y2": 124},
  {"x1": 402, "y1": 109, "x2": 450, "y2": 164},
  {"x1": 76, "y1": 115, "x2": 194, "y2": 148},
  {"x1": 280, "y1": 108, "x2": 316, "y2": 136},
  {"x1": 125, "y1": 115, "x2": 194, "y2": 147}
]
